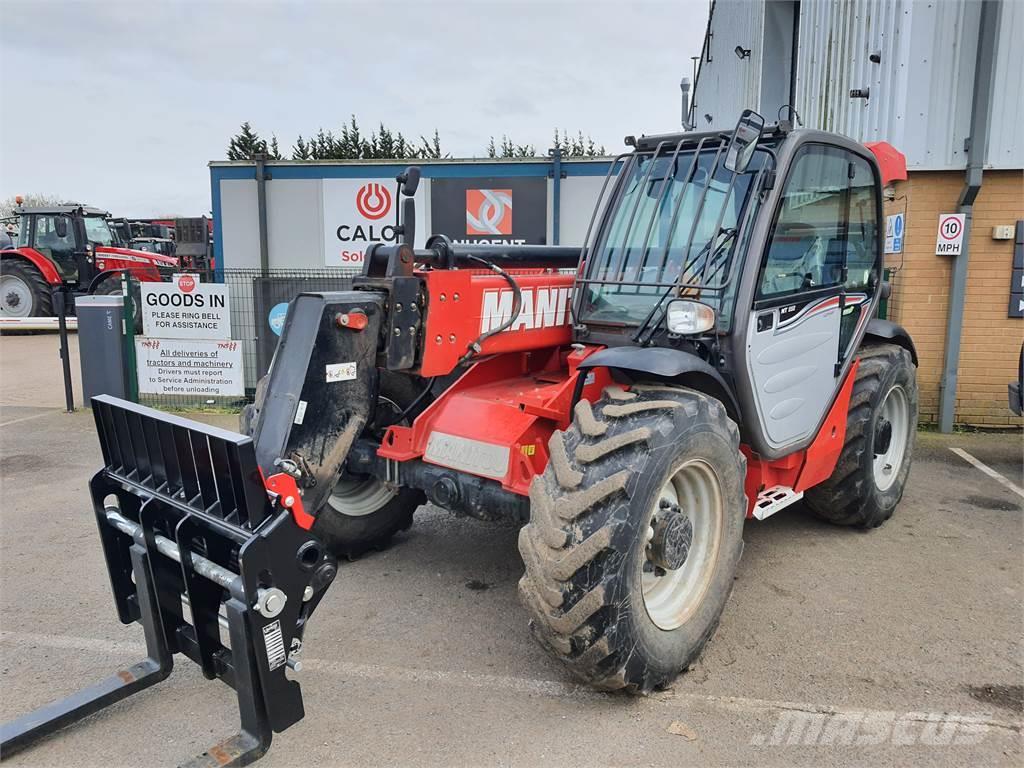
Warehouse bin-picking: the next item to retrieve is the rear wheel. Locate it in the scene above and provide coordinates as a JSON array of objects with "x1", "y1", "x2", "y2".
[
  {"x1": 805, "y1": 343, "x2": 918, "y2": 528},
  {"x1": 0, "y1": 260, "x2": 53, "y2": 317},
  {"x1": 242, "y1": 370, "x2": 429, "y2": 560},
  {"x1": 518, "y1": 385, "x2": 747, "y2": 693}
]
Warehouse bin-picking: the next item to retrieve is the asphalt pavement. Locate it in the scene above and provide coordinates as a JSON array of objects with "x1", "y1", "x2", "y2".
[{"x1": 0, "y1": 332, "x2": 1021, "y2": 767}]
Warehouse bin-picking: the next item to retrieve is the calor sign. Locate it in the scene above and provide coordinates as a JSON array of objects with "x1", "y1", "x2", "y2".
[{"x1": 322, "y1": 178, "x2": 426, "y2": 267}]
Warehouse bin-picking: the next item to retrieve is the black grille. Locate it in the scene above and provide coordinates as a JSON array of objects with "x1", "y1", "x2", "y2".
[{"x1": 92, "y1": 394, "x2": 272, "y2": 530}]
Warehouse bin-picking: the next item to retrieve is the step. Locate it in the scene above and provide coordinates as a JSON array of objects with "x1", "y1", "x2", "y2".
[{"x1": 752, "y1": 485, "x2": 804, "y2": 520}]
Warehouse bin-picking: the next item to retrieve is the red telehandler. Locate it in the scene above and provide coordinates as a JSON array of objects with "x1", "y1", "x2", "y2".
[{"x1": 1, "y1": 112, "x2": 917, "y2": 765}]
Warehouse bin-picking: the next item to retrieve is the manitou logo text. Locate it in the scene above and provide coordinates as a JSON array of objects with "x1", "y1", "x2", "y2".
[{"x1": 480, "y1": 287, "x2": 573, "y2": 334}]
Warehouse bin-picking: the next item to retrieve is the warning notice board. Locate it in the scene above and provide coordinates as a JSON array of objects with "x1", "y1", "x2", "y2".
[
  {"x1": 135, "y1": 338, "x2": 244, "y2": 396},
  {"x1": 135, "y1": 273, "x2": 241, "y2": 398},
  {"x1": 140, "y1": 274, "x2": 231, "y2": 340}
]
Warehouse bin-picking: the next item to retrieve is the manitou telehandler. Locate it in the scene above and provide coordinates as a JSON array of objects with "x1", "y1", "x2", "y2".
[{"x1": 2, "y1": 112, "x2": 918, "y2": 765}]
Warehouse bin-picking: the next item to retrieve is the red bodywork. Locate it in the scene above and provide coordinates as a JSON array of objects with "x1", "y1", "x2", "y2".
[
  {"x1": 2, "y1": 245, "x2": 175, "y2": 287},
  {"x1": 92, "y1": 246, "x2": 177, "y2": 282},
  {"x1": 372, "y1": 266, "x2": 856, "y2": 507}
]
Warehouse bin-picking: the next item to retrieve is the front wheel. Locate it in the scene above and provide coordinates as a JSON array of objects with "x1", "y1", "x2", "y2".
[
  {"x1": 242, "y1": 370, "x2": 429, "y2": 560},
  {"x1": 518, "y1": 385, "x2": 747, "y2": 693},
  {"x1": 805, "y1": 343, "x2": 918, "y2": 528}
]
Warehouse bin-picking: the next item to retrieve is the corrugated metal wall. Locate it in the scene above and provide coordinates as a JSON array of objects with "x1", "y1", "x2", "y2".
[
  {"x1": 793, "y1": 0, "x2": 914, "y2": 151},
  {"x1": 987, "y1": 0, "x2": 1024, "y2": 169},
  {"x1": 695, "y1": 0, "x2": 1023, "y2": 170},
  {"x1": 691, "y1": 0, "x2": 765, "y2": 129}
]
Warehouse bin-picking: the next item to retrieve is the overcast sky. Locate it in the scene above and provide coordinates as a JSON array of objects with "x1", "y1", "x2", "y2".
[{"x1": 0, "y1": 1, "x2": 708, "y2": 216}]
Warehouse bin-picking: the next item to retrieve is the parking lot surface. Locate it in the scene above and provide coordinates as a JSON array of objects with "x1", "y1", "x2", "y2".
[{"x1": 0, "y1": 332, "x2": 1021, "y2": 766}]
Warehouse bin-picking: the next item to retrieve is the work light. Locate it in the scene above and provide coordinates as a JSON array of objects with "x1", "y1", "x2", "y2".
[{"x1": 665, "y1": 299, "x2": 716, "y2": 334}]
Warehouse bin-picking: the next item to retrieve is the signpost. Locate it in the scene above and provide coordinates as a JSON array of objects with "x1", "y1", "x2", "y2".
[
  {"x1": 135, "y1": 272, "x2": 242, "y2": 397},
  {"x1": 935, "y1": 213, "x2": 966, "y2": 256},
  {"x1": 135, "y1": 338, "x2": 244, "y2": 396},
  {"x1": 141, "y1": 276, "x2": 230, "y2": 340},
  {"x1": 322, "y1": 179, "x2": 426, "y2": 268},
  {"x1": 430, "y1": 177, "x2": 548, "y2": 245}
]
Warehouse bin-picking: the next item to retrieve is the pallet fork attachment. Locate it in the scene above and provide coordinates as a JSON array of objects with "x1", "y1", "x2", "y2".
[{"x1": 1, "y1": 396, "x2": 338, "y2": 766}]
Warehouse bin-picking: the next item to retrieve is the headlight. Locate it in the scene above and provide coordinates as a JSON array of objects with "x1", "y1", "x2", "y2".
[{"x1": 665, "y1": 299, "x2": 715, "y2": 335}]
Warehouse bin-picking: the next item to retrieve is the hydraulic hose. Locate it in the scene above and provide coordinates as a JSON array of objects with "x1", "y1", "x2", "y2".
[{"x1": 455, "y1": 255, "x2": 523, "y2": 367}]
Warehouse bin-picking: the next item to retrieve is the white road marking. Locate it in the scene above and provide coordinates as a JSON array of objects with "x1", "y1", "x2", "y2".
[
  {"x1": 1, "y1": 630, "x2": 1020, "y2": 734},
  {"x1": 0, "y1": 409, "x2": 63, "y2": 427},
  {"x1": 949, "y1": 447, "x2": 1024, "y2": 500}
]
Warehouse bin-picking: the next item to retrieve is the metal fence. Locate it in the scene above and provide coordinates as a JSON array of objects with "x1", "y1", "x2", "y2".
[
  {"x1": 137, "y1": 268, "x2": 357, "y2": 411},
  {"x1": 134, "y1": 265, "x2": 899, "y2": 412}
]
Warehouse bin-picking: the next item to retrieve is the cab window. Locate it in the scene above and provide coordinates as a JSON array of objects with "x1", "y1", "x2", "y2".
[
  {"x1": 33, "y1": 216, "x2": 77, "y2": 264},
  {"x1": 83, "y1": 217, "x2": 115, "y2": 246},
  {"x1": 757, "y1": 145, "x2": 878, "y2": 299}
]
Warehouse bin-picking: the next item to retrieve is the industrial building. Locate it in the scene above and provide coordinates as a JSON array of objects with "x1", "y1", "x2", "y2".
[{"x1": 689, "y1": 0, "x2": 1023, "y2": 429}]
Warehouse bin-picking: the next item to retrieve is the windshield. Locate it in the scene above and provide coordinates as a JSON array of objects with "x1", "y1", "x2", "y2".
[
  {"x1": 83, "y1": 216, "x2": 114, "y2": 246},
  {"x1": 579, "y1": 145, "x2": 765, "y2": 327}
]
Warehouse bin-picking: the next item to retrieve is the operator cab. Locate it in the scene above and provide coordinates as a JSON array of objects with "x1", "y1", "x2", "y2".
[
  {"x1": 13, "y1": 204, "x2": 119, "y2": 284},
  {"x1": 574, "y1": 110, "x2": 888, "y2": 457}
]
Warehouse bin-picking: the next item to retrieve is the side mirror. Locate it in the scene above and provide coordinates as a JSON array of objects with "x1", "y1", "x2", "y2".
[
  {"x1": 54, "y1": 216, "x2": 68, "y2": 239},
  {"x1": 724, "y1": 109, "x2": 765, "y2": 174},
  {"x1": 398, "y1": 166, "x2": 421, "y2": 196}
]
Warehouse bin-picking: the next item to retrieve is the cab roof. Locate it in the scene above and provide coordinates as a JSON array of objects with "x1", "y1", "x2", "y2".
[{"x1": 15, "y1": 205, "x2": 110, "y2": 217}]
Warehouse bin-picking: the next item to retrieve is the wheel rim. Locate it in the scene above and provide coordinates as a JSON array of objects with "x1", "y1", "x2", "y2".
[
  {"x1": 327, "y1": 395, "x2": 403, "y2": 518},
  {"x1": 640, "y1": 459, "x2": 724, "y2": 631},
  {"x1": 0, "y1": 274, "x2": 33, "y2": 317},
  {"x1": 873, "y1": 384, "x2": 910, "y2": 492},
  {"x1": 327, "y1": 476, "x2": 398, "y2": 517}
]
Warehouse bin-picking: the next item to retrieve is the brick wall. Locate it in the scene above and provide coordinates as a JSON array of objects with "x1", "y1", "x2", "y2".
[{"x1": 883, "y1": 170, "x2": 1024, "y2": 427}]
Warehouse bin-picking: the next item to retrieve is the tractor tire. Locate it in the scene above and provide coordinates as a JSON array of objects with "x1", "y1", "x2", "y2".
[
  {"x1": 242, "y1": 371, "x2": 429, "y2": 560},
  {"x1": 95, "y1": 276, "x2": 143, "y2": 330},
  {"x1": 805, "y1": 343, "x2": 917, "y2": 528},
  {"x1": 518, "y1": 385, "x2": 747, "y2": 693},
  {"x1": 0, "y1": 260, "x2": 53, "y2": 317}
]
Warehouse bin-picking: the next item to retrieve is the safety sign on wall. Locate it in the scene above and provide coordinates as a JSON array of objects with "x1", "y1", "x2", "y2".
[
  {"x1": 884, "y1": 213, "x2": 905, "y2": 255},
  {"x1": 322, "y1": 178, "x2": 426, "y2": 267},
  {"x1": 935, "y1": 213, "x2": 966, "y2": 256},
  {"x1": 135, "y1": 338, "x2": 244, "y2": 396},
  {"x1": 140, "y1": 274, "x2": 231, "y2": 340},
  {"x1": 137, "y1": 272, "x2": 240, "y2": 396},
  {"x1": 430, "y1": 177, "x2": 547, "y2": 245}
]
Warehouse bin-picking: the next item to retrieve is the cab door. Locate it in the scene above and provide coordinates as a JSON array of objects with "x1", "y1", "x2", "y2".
[
  {"x1": 744, "y1": 144, "x2": 878, "y2": 450},
  {"x1": 30, "y1": 214, "x2": 79, "y2": 282}
]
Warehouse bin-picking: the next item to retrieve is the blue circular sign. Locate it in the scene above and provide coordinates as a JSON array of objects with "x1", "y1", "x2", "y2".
[
  {"x1": 893, "y1": 214, "x2": 904, "y2": 237},
  {"x1": 268, "y1": 302, "x2": 289, "y2": 336}
]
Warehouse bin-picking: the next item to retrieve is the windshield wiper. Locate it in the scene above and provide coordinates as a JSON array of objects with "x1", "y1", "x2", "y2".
[{"x1": 631, "y1": 227, "x2": 737, "y2": 346}]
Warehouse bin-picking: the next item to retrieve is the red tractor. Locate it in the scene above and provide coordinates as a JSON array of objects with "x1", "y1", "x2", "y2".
[
  {"x1": 3, "y1": 113, "x2": 918, "y2": 765},
  {"x1": 0, "y1": 203, "x2": 177, "y2": 318}
]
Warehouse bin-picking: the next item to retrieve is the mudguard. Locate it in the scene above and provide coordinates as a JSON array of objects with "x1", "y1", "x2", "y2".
[
  {"x1": 577, "y1": 346, "x2": 741, "y2": 420},
  {"x1": 863, "y1": 318, "x2": 918, "y2": 366}
]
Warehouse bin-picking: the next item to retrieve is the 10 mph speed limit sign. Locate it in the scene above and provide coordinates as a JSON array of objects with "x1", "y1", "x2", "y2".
[{"x1": 935, "y1": 213, "x2": 966, "y2": 256}]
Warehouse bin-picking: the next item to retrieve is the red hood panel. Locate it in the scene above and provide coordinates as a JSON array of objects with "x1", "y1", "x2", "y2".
[{"x1": 97, "y1": 246, "x2": 177, "y2": 266}]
